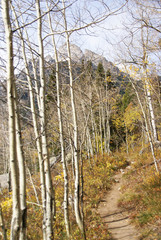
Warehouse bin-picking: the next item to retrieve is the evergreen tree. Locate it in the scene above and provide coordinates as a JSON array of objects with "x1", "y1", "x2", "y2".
[{"x1": 96, "y1": 62, "x2": 105, "y2": 85}]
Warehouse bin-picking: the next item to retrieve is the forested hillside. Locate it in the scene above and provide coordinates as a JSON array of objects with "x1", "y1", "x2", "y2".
[{"x1": 0, "y1": 0, "x2": 161, "y2": 239}]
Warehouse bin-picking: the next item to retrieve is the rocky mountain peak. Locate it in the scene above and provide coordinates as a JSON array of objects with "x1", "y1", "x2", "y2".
[
  {"x1": 58, "y1": 44, "x2": 120, "y2": 74},
  {"x1": 84, "y1": 49, "x2": 107, "y2": 66},
  {"x1": 58, "y1": 44, "x2": 84, "y2": 62}
]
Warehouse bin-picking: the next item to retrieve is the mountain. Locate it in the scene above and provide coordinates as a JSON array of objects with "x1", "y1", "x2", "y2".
[
  {"x1": 15, "y1": 44, "x2": 128, "y2": 94},
  {"x1": 57, "y1": 44, "x2": 120, "y2": 75}
]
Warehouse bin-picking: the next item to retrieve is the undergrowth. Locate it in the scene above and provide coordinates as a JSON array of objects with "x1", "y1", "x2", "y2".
[
  {"x1": 118, "y1": 146, "x2": 161, "y2": 240},
  {"x1": 0, "y1": 152, "x2": 128, "y2": 239},
  {"x1": 2, "y1": 146, "x2": 160, "y2": 239}
]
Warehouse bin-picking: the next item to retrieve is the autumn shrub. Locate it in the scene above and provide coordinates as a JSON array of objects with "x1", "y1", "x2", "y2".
[
  {"x1": 0, "y1": 151, "x2": 132, "y2": 239},
  {"x1": 118, "y1": 148, "x2": 161, "y2": 240}
]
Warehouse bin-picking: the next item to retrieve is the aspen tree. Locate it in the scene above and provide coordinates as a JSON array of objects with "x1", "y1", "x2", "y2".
[
  {"x1": 123, "y1": 1, "x2": 160, "y2": 144},
  {"x1": 140, "y1": 22, "x2": 158, "y2": 143},
  {"x1": 62, "y1": 0, "x2": 85, "y2": 237},
  {"x1": 129, "y1": 77, "x2": 159, "y2": 172},
  {"x1": 14, "y1": 89, "x2": 27, "y2": 240},
  {"x1": 46, "y1": 2, "x2": 70, "y2": 238},
  {"x1": 12, "y1": 6, "x2": 46, "y2": 236},
  {"x1": 36, "y1": 1, "x2": 55, "y2": 238},
  {"x1": 2, "y1": 0, "x2": 21, "y2": 238}
]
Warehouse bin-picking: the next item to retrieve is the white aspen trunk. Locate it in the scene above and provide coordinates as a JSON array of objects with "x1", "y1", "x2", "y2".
[
  {"x1": 55, "y1": 53, "x2": 70, "y2": 239},
  {"x1": 11, "y1": 8, "x2": 27, "y2": 239},
  {"x1": 14, "y1": 91, "x2": 27, "y2": 240},
  {"x1": 24, "y1": 24, "x2": 40, "y2": 110},
  {"x1": 79, "y1": 147, "x2": 86, "y2": 240},
  {"x1": 130, "y1": 80, "x2": 159, "y2": 172},
  {"x1": 62, "y1": 0, "x2": 84, "y2": 235},
  {"x1": 99, "y1": 103, "x2": 103, "y2": 154},
  {"x1": 46, "y1": 4, "x2": 70, "y2": 237},
  {"x1": 101, "y1": 100, "x2": 107, "y2": 153},
  {"x1": 105, "y1": 91, "x2": 111, "y2": 156},
  {"x1": 91, "y1": 108, "x2": 98, "y2": 156},
  {"x1": 36, "y1": 1, "x2": 54, "y2": 239},
  {"x1": 63, "y1": 99, "x2": 75, "y2": 178},
  {"x1": 89, "y1": 88, "x2": 97, "y2": 157},
  {"x1": 2, "y1": 1, "x2": 21, "y2": 239},
  {"x1": 21, "y1": 8, "x2": 41, "y2": 110},
  {"x1": 13, "y1": 9, "x2": 46, "y2": 236},
  {"x1": 81, "y1": 101, "x2": 93, "y2": 158},
  {"x1": 105, "y1": 81, "x2": 111, "y2": 155},
  {"x1": 87, "y1": 128, "x2": 93, "y2": 158},
  {"x1": 144, "y1": 78, "x2": 158, "y2": 142},
  {"x1": 141, "y1": 25, "x2": 158, "y2": 143},
  {"x1": 27, "y1": 166, "x2": 40, "y2": 204},
  {"x1": 104, "y1": 120, "x2": 107, "y2": 153},
  {"x1": 106, "y1": 113, "x2": 111, "y2": 155},
  {"x1": 32, "y1": 58, "x2": 41, "y2": 112},
  {"x1": 23, "y1": 46, "x2": 47, "y2": 239}
]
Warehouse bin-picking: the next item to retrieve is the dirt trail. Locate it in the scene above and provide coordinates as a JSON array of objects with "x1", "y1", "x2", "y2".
[{"x1": 98, "y1": 172, "x2": 140, "y2": 240}]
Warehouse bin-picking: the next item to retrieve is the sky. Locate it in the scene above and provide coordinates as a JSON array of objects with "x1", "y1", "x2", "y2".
[
  {"x1": 42, "y1": 0, "x2": 129, "y2": 64},
  {"x1": 0, "y1": 0, "x2": 160, "y2": 76},
  {"x1": 0, "y1": 0, "x2": 129, "y2": 75}
]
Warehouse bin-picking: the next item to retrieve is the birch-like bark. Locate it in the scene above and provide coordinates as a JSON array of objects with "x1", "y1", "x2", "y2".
[
  {"x1": 81, "y1": 101, "x2": 93, "y2": 158},
  {"x1": 144, "y1": 77, "x2": 158, "y2": 142},
  {"x1": 62, "y1": 0, "x2": 84, "y2": 235},
  {"x1": 130, "y1": 79, "x2": 159, "y2": 172},
  {"x1": 141, "y1": 24, "x2": 158, "y2": 143},
  {"x1": 64, "y1": 101, "x2": 75, "y2": 178},
  {"x1": 2, "y1": 1, "x2": 21, "y2": 239},
  {"x1": 23, "y1": 24, "x2": 40, "y2": 111},
  {"x1": 27, "y1": 166, "x2": 40, "y2": 204},
  {"x1": 12, "y1": 8, "x2": 46, "y2": 236},
  {"x1": 105, "y1": 81, "x2": 111, "y2": 155},
  {"x1": 106, "y1": 113, "x2": 110, "y2": 155},
  {"x1": 22, "y1": 46, "x2": 46, "y2": 221},
  {"x1": 91, "y1": 108, "x2": 98, "y2": 156},
  {"x1": 14, "y1": 89, "x2": 27, "y2": 240},
  {"x1": 36, "y1": 1, "x2": 55, "y2": 238},
  {"x1": 99, "y1": 102, "x2": 103, "y2": 154},
  {"x1": 46, "y1": 4, "x2": 70, "y2": 238},
  {"x1": 79, "y1": 108, "x2": 90, "y2": 240}
]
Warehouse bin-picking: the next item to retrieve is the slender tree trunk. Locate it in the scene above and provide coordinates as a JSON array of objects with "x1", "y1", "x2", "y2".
[
  {"x1": 106, "y1": 114, "x2": 110, "y2": 155},
  {"x1": 27, "y1": 166, "x2": 40, "y2": 204},
  {"x1": 144, "y1": 77, "x2": 158, "y2": 142},
  {"x1": 105, "y1": 81, "x2": 111, "y2": 155},
  {"x1": 91, "y1": 108, "x2": 98, "y2": 156},
  {"x1": 80, "y1": 151, "x2": 86, "y2": 240},
  {"x1": 130, "y1": 79, "x2": 159, "y2": 172},
  {"x1": 62, "y1": 0, "x2": 84, "y2": 235},
  {"x1": 2, "y1": 1, "x2": 21, "y2": 239},
  {"x1": 141, "y1": 25, "x2": 158, "y2": 143},
  {"x1": 13, "y1": 8, "x2": 46, "y2": 237},
  {"x1": 14, "y1": 90, "x2": 27, "y2": 240},
  {"x1": 81, "y1": 101, "x2": 93, "y2": 158},
  {"x1": 36, "y1": 1, "x2": 55, "y2": 238},
  {"x1": 99, "y1": 103, "x2": 103, "y2": 154},
  {"x1": 46, "y1": 5, "x2": 70, "y2": 237},
  {"x1": 23, "y1": 24, "x2": 41, "y2": 111}
]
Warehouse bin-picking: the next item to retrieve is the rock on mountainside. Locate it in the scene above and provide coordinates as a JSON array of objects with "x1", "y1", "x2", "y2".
[
  {"x1": 16, "y1": 43, "x2": 125, "y2": 89},
  {"x1": 84, "y1": 49, "x2": 119, "y2": 75},
  {"x1": 58, "y1": 44, "x2": 120, "y2": 74},
  {"x1": 58, "y1": 44, "x2": 84, "y2": 62}
]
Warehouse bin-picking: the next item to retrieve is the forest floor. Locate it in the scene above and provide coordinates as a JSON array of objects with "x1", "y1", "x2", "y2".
[{"x1": 98, "y1": 170, "x2": 140, "y2": 240}]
